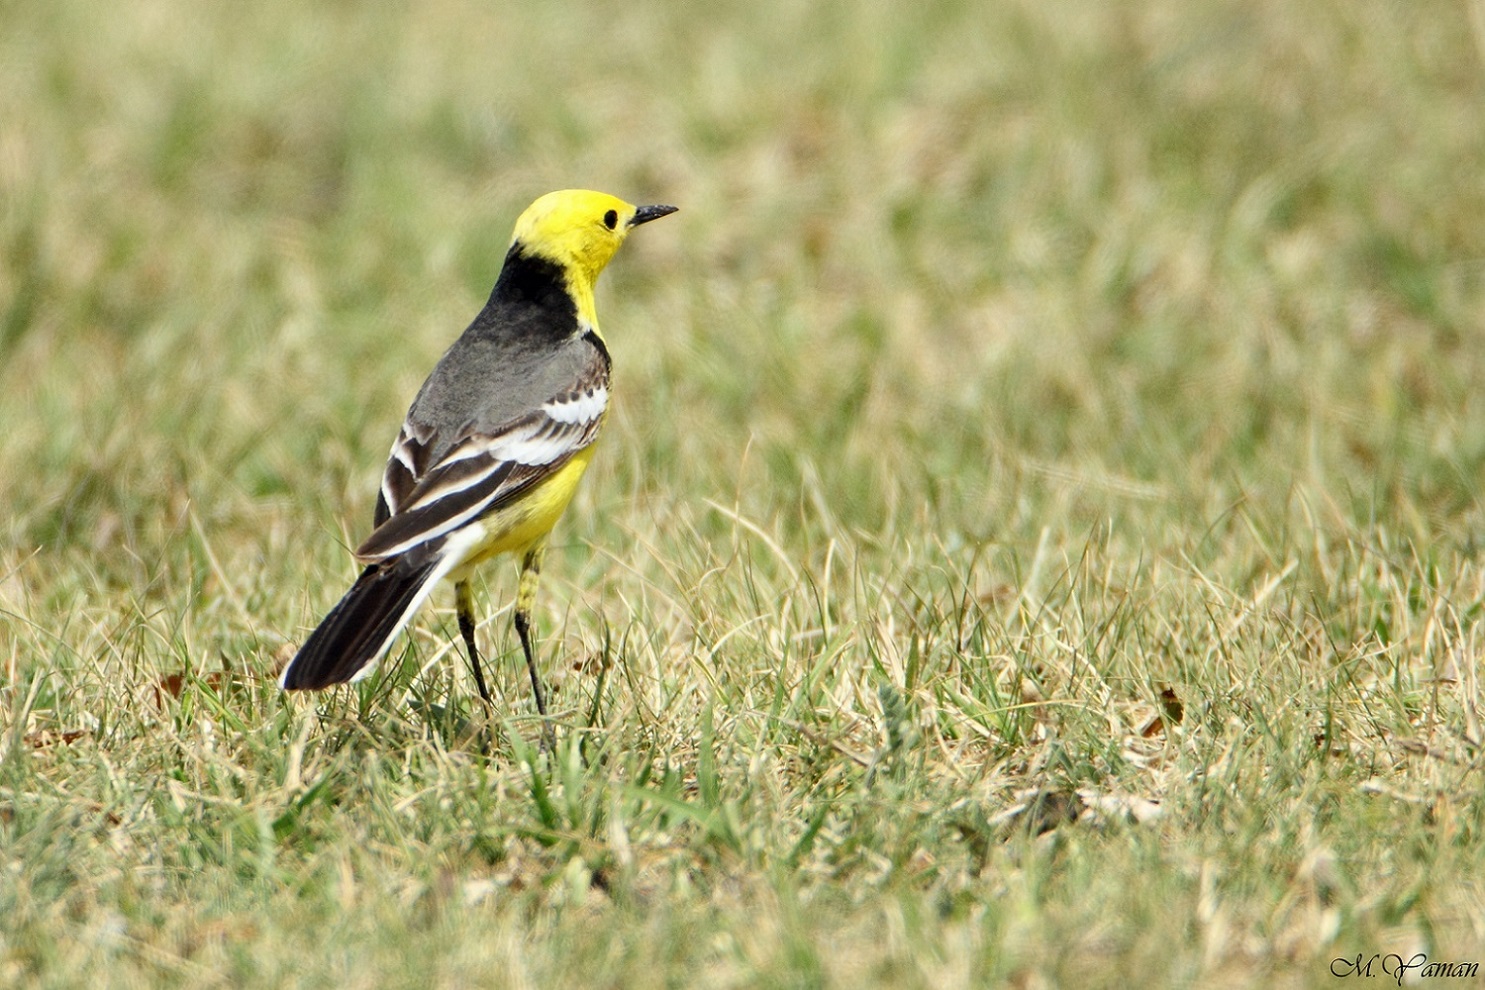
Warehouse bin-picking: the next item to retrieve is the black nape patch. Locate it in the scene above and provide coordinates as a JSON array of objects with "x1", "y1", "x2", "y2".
[{"x1": 490, "y1": 245, "x2": 578, "y2": 319}]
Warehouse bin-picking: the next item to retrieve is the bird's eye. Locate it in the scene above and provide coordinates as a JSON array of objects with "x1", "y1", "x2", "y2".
[{"x1": 603, "y1": 209, "x2": 618, "y2": 230}]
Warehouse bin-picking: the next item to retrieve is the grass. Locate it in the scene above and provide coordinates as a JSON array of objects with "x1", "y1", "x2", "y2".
[{"x1": 4, "y1": 0, "x2": 1485, "y2": 985}]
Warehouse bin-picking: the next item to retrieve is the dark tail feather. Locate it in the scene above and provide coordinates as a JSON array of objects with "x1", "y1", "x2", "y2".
[{"x1": 281, "y1": 555, "x2": 442, "y2": 690}]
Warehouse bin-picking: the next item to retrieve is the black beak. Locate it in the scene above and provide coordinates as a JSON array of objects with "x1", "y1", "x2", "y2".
[{"x1": 629, "y1": 204, "x2": 678, "y2": 227}]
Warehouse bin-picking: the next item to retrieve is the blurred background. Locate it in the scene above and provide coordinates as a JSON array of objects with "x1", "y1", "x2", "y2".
[
  {"x1": 3, "y1": 1, "x2": 1485, "y2": 982},
  {"x1": 5, "y1": 0, "x2": 1482, "y2": 581}
]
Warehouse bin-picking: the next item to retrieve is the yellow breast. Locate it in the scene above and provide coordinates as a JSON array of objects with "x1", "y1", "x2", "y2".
[{"x1": 453, "y1": 445, "x2": 599, "y2": 571}]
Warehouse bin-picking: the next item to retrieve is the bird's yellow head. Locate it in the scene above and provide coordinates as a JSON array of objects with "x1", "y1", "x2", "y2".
[{"x1": 510, "y1": 190, "x2": 677, "y2": 295}]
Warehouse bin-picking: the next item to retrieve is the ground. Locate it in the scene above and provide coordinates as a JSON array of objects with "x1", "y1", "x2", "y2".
[{"x1": 3, "y1": 1, "x2": 1485, "y2": 986}]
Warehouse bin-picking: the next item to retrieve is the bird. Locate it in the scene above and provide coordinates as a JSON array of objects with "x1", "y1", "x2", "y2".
[{"x1": 280, "y1": 189, "x2": 676, "y2": 719}]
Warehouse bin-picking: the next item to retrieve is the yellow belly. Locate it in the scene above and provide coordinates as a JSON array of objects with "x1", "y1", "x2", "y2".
[{"x1": 453, "y1": 445, "x2": 597, "y2": 571}]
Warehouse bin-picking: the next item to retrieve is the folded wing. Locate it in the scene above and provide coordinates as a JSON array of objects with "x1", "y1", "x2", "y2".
[{"x1": 360, "y1": 342, "x2": 609, "y2": 563}]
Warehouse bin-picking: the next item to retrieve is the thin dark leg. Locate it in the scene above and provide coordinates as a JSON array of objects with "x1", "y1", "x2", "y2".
[
  {"x1": 513, "y1": 608, "x2": 548, "y2": 718},
  {"x1": 456, "y1": 579, "x2": 493, "y2": 705},
  {"x1": 514, "y1": 543, "x2": 554, "y2": 751}
]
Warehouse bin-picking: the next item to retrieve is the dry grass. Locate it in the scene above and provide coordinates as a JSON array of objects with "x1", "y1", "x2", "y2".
[{"x1": 4, "y1": 0, "x2": 1485, "y2": 986}]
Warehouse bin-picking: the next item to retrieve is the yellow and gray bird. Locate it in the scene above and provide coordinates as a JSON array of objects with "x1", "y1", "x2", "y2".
[{"x1": 280, "y1": 190, "x2": 676, "y2": 716}]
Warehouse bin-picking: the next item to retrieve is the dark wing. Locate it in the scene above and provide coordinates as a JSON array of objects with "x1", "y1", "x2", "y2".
[
  {"x1": 357, "y1": 344, "x2": 609, "y2": 563},
  {"x1": 375, "y1": 418, "x2": 435, "y2": 527}
]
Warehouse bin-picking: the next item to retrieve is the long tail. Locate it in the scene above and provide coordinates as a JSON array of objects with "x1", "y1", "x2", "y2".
[{"x1": 281, "y1": 553, "x2": 444, "y2": 690}]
